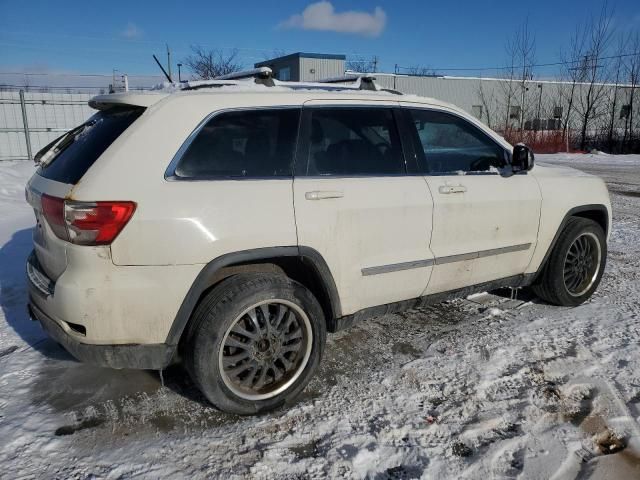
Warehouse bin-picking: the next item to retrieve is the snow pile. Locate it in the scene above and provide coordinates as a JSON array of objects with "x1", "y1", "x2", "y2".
[{"x1": 1, "y1": 155, "x2": 640, "y2": 478}]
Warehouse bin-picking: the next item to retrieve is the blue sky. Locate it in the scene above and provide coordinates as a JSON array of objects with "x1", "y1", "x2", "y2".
[{"x1": 1, "y1": 0, "x2": 639, "y2": 78}]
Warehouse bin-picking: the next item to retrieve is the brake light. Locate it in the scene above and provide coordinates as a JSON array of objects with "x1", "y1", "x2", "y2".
[
  {"x1": 40, "y1": 195, "x2": 136, "y2": 246},
  {"x1": 65, "y1": 201, "x2": 136, "y2": 245},
  {"x1": 41, "y1": 194, "x2": 68, "y2": 241}
]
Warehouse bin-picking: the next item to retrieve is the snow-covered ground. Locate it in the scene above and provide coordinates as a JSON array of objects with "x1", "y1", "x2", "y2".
[{"x1": 1, "y1": 154, "x2": 639, "y2": 479}]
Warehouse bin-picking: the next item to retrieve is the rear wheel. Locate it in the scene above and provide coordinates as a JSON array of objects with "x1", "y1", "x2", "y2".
[
  {"x1": 184, "y1": 273, "x2": 326, "y2": 414},
  {"x1": 533, "y1": 217, "x2": 606, "y2": 306}
]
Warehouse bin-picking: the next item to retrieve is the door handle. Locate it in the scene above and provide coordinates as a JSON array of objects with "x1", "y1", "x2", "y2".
[
  {"x1": 438, "y1": 185, "x2": 467, "y2": 194},
  {"x1": 305, "y1": 190, "x2": 344, "y2": 200}
]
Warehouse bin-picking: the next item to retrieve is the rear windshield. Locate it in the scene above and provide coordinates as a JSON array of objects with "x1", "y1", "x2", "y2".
[{"x1": 37, "y1": 107, "x2": 144, "y2": 184}]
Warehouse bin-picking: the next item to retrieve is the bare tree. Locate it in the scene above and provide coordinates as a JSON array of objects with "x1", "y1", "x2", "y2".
[
  {"x1": 513, "y1": 20, "x2": 536, "y2": 131},
  {"x1": 573, "y1": 3, "x2": 615, "y2": 150},
  {"x1": 623, "y1": 33, "x2": 640, "y2": 148},
  {"x1": 605, "y1": 35, "x2": 627, "y2": 152},
  {"x1": 476, "y1": 79, "x2": 496, "y2": 129},
  {"x1": 261, "y1": 49, "x2": 287, "y2": 61},
  {"x1": 405, "y1": 65, "x2": 437, "y2": 76},
  {"x1": 499, "y1": 19, "x2": 536, "y2": 133},
  {"x1": 184, "y1": 46, "x2": 243, "y2": 80},
  {"x1": 558, "y1": 23, "x2": 589, "y2": 144},
  {"x1": 499, "y1": 46, "x2": 519, "y2": 132},
  {"x1": 346, "y1": 55, "x2": 379, "y2": 73}
]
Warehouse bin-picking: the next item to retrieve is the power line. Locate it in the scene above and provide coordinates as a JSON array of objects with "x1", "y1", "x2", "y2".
[
  {"x1": 395, "y1": 51, "x2": 640, "y2": 73},
  {"x1": 0, "y1": 72, "x2": 164, "y2": 78},
  {"x1": 2, "y1": 49, "x2": 638, "y2": 81},
  {"x1": 0, "y1": 28, "x2": 379, "y2": 59}
]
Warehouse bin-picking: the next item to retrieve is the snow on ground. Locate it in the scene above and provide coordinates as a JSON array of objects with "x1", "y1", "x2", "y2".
[{"x1": 1, "y1": 155, "x2": 640, "y2": 479}]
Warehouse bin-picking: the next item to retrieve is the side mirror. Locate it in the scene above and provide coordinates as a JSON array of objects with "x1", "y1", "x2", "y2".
[{"x1": 511, "y1": 143, "x2": 534, "y2": 172}]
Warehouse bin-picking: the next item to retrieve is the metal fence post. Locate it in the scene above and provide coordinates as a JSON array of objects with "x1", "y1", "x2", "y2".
[{"x1": 19, "y1": 89, "x2": 33, "y2": 161}]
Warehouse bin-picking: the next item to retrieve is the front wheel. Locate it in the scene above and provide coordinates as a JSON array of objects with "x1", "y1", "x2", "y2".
[
  {"x1": 533, "y1": 217, "x2": 607, "y2": 306},
  {"x1": 184, "y1": 273, "x2": 326, "y2": 414}
]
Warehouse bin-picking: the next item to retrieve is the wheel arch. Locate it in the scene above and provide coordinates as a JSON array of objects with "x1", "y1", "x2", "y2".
[
  {"x1": 533, "y1": 204, "x2": 609, "y2": 282},
  {"x1": 166, "y1": 246, "x2": 341, "y2": 349},
  {"x1": 570, "y1": 206, "x2": 608, "y2": 236}
]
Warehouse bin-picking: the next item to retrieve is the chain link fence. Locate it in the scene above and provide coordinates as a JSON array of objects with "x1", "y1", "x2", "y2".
[{"x1": 0, "y1": 90, "x2": 95, "y2": 161}]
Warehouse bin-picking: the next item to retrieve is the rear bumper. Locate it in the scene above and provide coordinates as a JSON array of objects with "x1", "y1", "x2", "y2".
[
  {"x1": 25, "y1": 244, "x2": 201, "y2": 347},
  {"x1": 28, "y1": 301, "x2": 174, "y2": 369}
]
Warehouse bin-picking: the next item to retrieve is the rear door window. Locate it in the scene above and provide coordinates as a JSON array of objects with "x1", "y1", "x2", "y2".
[
  {"x1": 37, "y1": 107, "x2": 144, "y2": 184},
  {"x1": 174, "y1": 109, "x2": 300, "y2": 179},
  {"x1": 303, "y1": 108, "x2": 405, "y2": 176}
]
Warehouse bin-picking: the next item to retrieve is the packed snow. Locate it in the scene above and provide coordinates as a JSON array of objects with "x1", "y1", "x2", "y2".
[{"x1": 1, "y1": 154, "x2": 639, "y2": 479}]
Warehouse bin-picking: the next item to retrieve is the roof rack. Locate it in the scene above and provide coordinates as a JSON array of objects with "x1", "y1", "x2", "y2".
[
  {"x1": 172, "y1": 66, "x2": 402, "y2": 94},
  {"x1": 316, "y1": 73, "x2": 378, "y2": 91},
  {"x1": 179, "y1": 67, "x2": 275, "y2": 90},
  {"x1": 318, "y1": 72, "x2": 375, "y2": 84},
  {"x1": 322, "y1": 72, "x2": 404, "y2": 95},
  {"x1": 180, "y1": 80, "x2": 241, "y2": 91},
  {"x1": 214, "y1": 67, "x2": 273, "y2": 81}
]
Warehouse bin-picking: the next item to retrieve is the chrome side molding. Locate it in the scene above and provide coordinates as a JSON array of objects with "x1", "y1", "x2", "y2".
[{"x1": 361, "y1": 243, "x2": 532, "y2": 276}]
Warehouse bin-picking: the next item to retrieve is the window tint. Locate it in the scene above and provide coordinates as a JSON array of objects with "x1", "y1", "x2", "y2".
[
  {"x1": 175, "y1": 109, "x2": 300, "y2": 178},
  {"x1": 305, "y1": 108, "x2": 404, "y2": 176},
  {"x1": 37, "y1": 108, "x2": 144, "y2": 185},
  {"x1": 409, "y1": 109, "x2": 506, "y2": 174}
]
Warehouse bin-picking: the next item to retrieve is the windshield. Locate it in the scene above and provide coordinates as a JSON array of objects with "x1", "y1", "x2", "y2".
[{"x1": 37, "y1": 107, "x2": 144, "y2": 184}]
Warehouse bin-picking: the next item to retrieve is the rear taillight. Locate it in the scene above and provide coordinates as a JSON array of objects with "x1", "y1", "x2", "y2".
[
  {"x1": 41, "y1": 194, "x2": 68, "y2": 241},
  {"x1": 40, "y1": 195, "x2": 135, "y2": 246}
]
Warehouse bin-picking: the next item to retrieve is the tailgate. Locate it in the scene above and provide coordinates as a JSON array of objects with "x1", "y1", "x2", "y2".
[{"x1": 24, "y1": 107, "x2": 144, "y2": 281}]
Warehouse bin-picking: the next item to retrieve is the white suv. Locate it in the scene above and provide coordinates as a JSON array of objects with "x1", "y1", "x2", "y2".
[{"x1": 26, "y1": 73, "x2": 611, "y2": 414}]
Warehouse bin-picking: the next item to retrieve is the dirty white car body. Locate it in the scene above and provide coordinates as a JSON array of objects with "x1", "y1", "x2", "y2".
[{"x1": 25, "y1": 76, "x2": 612, "y2": 413}]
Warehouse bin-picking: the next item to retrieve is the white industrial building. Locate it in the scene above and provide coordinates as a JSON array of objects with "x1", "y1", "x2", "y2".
[
  {"x1": 1, "y1": 51, "x2": 638, "y2": 160},
  {"x1": 255, "y1": 52, "x2": 639, "y2": 148}
]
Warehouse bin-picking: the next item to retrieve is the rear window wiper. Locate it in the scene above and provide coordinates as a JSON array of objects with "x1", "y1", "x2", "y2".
[{"x1": 35, "y1": 123, "x2": 90, "y2": 167}]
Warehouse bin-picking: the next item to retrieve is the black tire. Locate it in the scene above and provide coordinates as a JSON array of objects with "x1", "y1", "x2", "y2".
[
  {"x1": 533, "y1": 217, "x2": 607, "y2": 306},
  {"x1": 183, "y1": 273, "x2": 326, "y2": 415}
]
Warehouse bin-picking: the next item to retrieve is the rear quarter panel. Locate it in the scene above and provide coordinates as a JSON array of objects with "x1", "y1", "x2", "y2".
[{"x1": 69, "y1": 93, "x2": 303, "y2": 266}]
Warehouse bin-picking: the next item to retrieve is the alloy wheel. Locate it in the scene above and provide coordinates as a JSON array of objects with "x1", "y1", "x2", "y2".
[
  {"x1": 219, "y1": 299, "x2": 312, "y2": 401},
  {"x1": 563, "y1": 232, "x2": 602, "y2": 297}
]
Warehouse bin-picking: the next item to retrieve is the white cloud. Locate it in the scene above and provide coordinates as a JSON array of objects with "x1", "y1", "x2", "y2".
[
  {"x1": 280, "y1": 1, "x2": 386, "y2": 37},
  {"x1": 121, "y1": 22, "x2": 142, "y2": 39}
]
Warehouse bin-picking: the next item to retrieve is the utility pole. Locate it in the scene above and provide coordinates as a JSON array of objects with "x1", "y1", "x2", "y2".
[
  {"x1": 372, "y1": 56, "x2": 378, "y2": 73},
  {"x1": 166, "y1": 44, "x2": 172, "y2": 81}
]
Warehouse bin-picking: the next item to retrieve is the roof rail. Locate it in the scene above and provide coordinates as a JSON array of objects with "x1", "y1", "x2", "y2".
[
  {"x1": 318, "y1": 72, "x2": 375, "y2": 83},
  {"x1": 214, "y1": 67, "x2": 273, "y2": 81},
  {"x1": 317, "y1": 73, "x2": 378, "y2": 91},
  {"x1": 159, "y1": 67, "x2": 399, "y2": 94},
  {"x1": 180, "y1": 80, "x2": 240, "y2": 91},
  {"x1": 178, "y1": 67, "x2": 275, "y2": 91}
]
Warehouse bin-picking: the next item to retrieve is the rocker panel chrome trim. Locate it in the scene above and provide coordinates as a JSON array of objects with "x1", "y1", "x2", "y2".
[
  {"x1": 361, "y1": 243, "x2": 532, "y2": 276},
  {"x1": 361, "y1": 259, "x2": 434, "y2": 276}
]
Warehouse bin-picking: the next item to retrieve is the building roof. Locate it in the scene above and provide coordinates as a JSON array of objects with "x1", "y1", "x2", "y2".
[{"x1": 255, "y1": 52, "x2": 346, "y2": 68}]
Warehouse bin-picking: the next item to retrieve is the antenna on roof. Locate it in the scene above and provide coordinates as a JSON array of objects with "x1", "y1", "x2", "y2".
[{"x1": 153, "y1": 54, "x2": 173, "y2": 83}]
